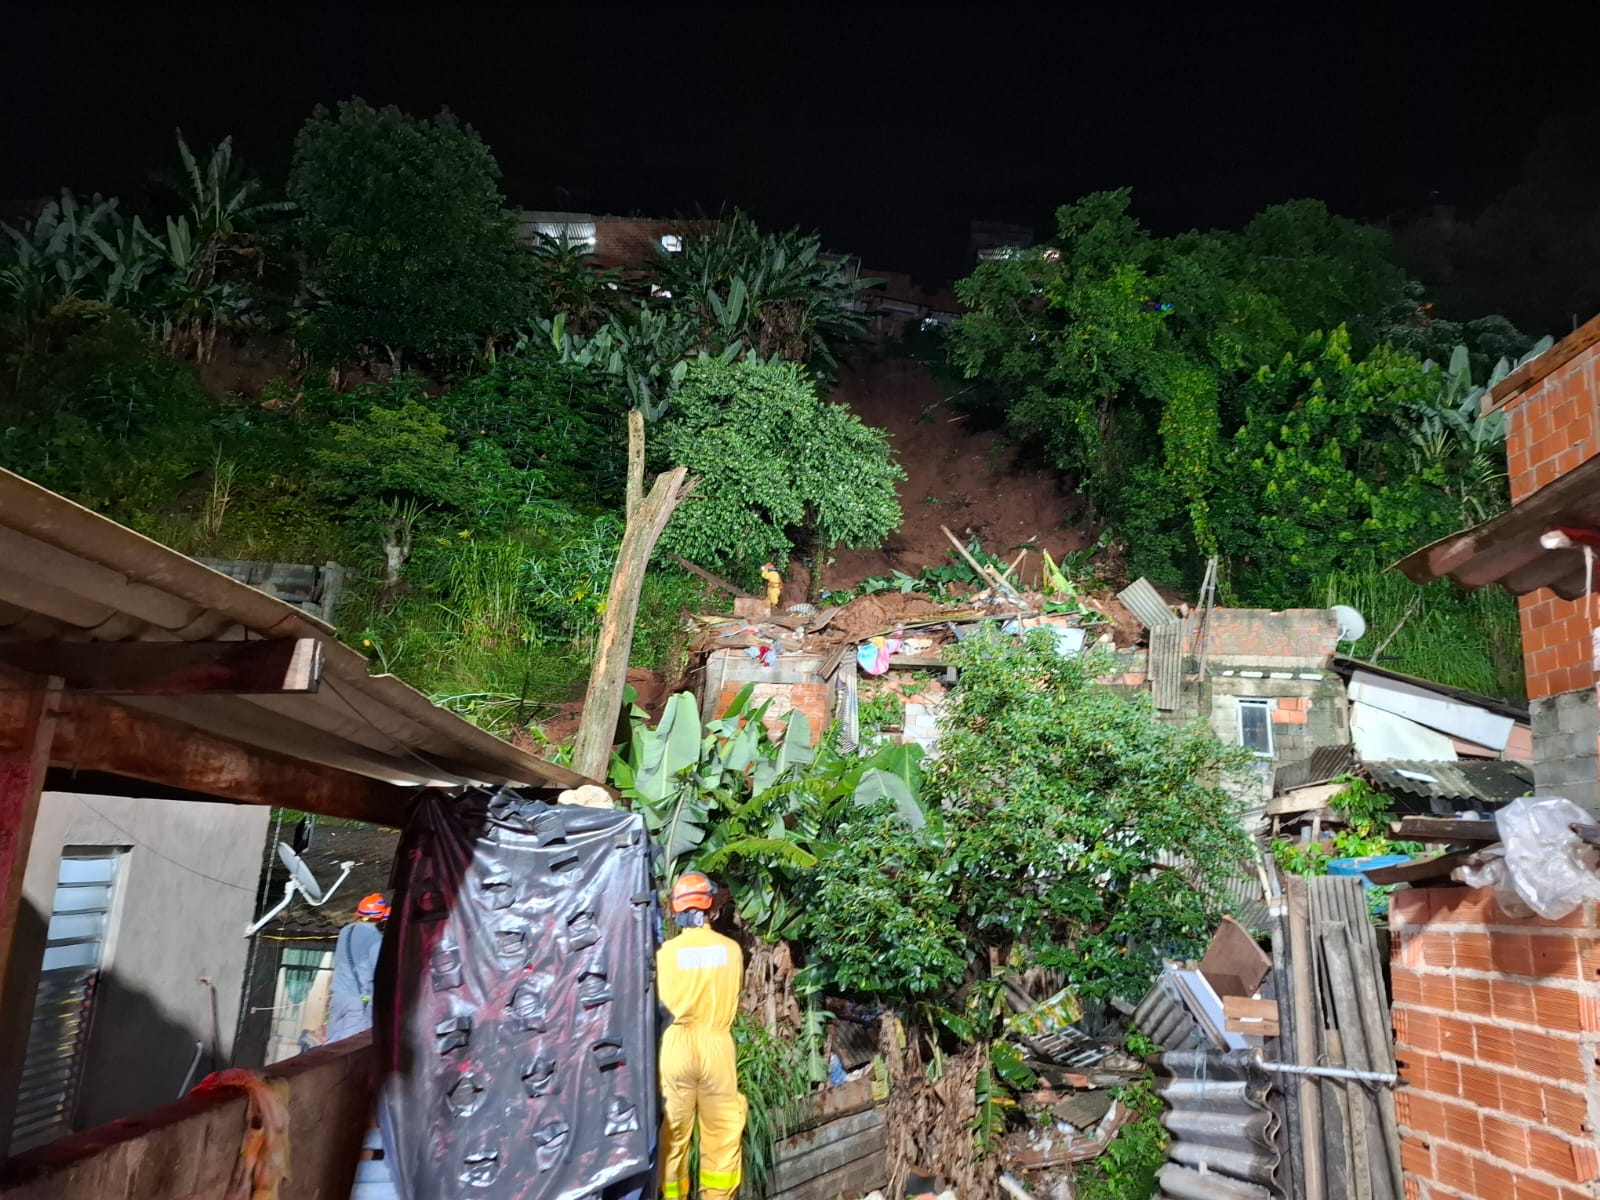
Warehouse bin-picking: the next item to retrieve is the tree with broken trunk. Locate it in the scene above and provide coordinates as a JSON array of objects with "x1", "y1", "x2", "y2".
[{"x1": 657, "y1": 357, "x2": 904, "y2": 601}]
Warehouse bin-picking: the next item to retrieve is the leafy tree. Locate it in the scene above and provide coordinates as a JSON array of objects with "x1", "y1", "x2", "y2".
[
  {"x1": 657, "y1": 358, "x2": 903, "y2": 595},
  {"x1": 800, "y1": 628, "x2": 1254, "y2": 1001},
  {"x1": 436, "y1": 355, "x2": 625, "y2": 502},
  {"x1": 313, "y1": 384, "x2": 527, "y2": 588},
  {"x1": 288, "y1": 99, "x2": 528, "y2": 369},
  {"x1": 1208, "y1": 328, "x2": 1458, "y2": 606}
]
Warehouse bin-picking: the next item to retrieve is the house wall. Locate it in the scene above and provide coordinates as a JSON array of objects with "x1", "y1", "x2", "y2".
[
  {"x1": 701, "y1": 649, "x2": 830, "y2": 745},
  {"x1": 0, "y1": 792, "x2": 270, "y2": 1142},
  {"x1": 1389, "y1": 886, "x2": 1600, "y2": 1200},
  {"x1": 1494, "y1": 319, "x2": 1600, "y2": 807}
]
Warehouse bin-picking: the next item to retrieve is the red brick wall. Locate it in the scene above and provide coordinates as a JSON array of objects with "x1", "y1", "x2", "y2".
[
  {"x1": 1186, "y1": 608, "x2": 1339, "y2": 662},
  {"x1": 712, "y1": 682, "x2": 828, "y2": 745},
  {"x1": 1499, "y1": 337, "x2": 1600, "y2": 700},
  {"x1": 1390, "y1": 887, "x2": 1600, "y2": 1200},
  {"x1": 1519, "y1": 590, "x2": 1598, "y2": 700},
  {"x1": 1504, "y1": 341, "x2": 1600, "y2": 505}
]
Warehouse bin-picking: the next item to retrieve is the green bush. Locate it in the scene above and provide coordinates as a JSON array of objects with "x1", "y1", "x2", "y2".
[{"x1": 658, "y1": 358, "x2": 903, "y2": 588}]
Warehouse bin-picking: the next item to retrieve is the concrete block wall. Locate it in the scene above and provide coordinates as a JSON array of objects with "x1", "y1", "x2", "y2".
[
  {"x1": 1531, "y1": 692, "x2": 1600, "y2": 812},
  {"x1": 1390, "y1": 887, "x2": 1600, "y2": 1200}
]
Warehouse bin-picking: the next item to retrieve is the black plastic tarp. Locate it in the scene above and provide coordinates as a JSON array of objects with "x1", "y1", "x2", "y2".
[{"x1": 375, "y1": 789, "x2": 659, "y2": 1200}]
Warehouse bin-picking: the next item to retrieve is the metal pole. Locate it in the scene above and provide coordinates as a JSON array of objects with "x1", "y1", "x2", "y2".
[{"x1": 1253, "y1": 1056, "x2": 1397, "y2": 1087}]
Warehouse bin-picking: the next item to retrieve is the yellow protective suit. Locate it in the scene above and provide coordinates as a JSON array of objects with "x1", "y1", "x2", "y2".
[
  {"x1": 656, "y1": 923, "x2": 746, "y2": 1200},
  {"x1": 760, "y1": 567, "x2": 782, "y2": 608}
]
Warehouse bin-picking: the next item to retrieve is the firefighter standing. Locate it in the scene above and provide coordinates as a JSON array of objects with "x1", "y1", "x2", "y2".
[{"x1": 656, "y1": 873, "x2": 746, "y2": 1200}]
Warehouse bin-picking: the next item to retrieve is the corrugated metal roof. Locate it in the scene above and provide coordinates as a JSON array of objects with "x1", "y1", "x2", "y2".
[
  {"x1": 1119, "y1": 578, "x2": 1180, "y2": 629},
  {"x1": 1133, "y1": 978, "x2": 1204, "y2": 1054},
  {"x1": 1360, "y1": 759, "x2": 1533, "y2": 812},
  {"x1": 1154, "y1": 1049, "x2": 1282, "y2": 1200},
  {"x1": 1150, "y1": 623, "x2": 1183, "y2": 711},
  {"x1": 1272, "y1": 745, "x2": 1354, "y2": 795},
  {"x1": 0, "y1": 469, "x2": 589, "y2": 810},
  {"x1": 1394, "y1": 453, "x2": 1600, "y2": 601},
  {"x1": 1330, "y1": 657, "x2": 1528, "y2": 721}
]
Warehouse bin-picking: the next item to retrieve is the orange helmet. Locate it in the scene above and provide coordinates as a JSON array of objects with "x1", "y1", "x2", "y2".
[
  {"x1": 670, "y1": 872, "x2": 716, "y2": 914},
  {"x1": 356, "y1": 893, "x2": 390, "y2": 919}
]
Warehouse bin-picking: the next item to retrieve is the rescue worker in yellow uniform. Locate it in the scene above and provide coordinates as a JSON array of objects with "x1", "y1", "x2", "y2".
[
  {"x1": 759, "y1": 562, "x2": 782, "y2": 608},
  {"x1": 657, "y1": 872, "x2": 746, "y2": 1200}
]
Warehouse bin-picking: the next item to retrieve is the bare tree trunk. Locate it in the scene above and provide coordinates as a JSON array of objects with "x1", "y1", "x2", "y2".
[
  {"x1": 624, "y1": 408, "x2": 646, "y2": 524},
  {"x1": 571, "y1": 466, "x2": 695, "y2": 780}
]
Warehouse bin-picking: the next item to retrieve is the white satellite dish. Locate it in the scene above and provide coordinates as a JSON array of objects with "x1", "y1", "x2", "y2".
[
  {"x1": 1331, "y1": 604, "x2": 1367, "y2": 643},
  {"x1": 244, "y1": 843, "x2": 356, "y2": 937},
  {"x1": 278, "y1": 841, "x2": 326, "y2": 903}
]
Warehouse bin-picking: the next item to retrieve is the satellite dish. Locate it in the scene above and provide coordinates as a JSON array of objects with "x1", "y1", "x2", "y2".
[
  {"x1": 278, "y1": 842, "x2": 325, "y2": 903},
  {"x1": 1331, "y1": 604, "x2": 1367, "y2": 643},
  {"x1": 247, "y1": 845, "x2": 357, "y2": 937}
]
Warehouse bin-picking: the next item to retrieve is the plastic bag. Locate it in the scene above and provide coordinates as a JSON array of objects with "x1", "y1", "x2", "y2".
[{"x1": 1460, "y1": 796, "x2": 1600, "y2": 919}]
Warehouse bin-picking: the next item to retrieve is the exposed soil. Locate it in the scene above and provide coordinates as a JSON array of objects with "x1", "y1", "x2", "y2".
[{"x1": 814, "y1": 357, "x2": 1093, "y2": 594}]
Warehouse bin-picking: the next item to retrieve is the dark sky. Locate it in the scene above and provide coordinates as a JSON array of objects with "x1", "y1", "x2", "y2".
[{"x1": 3, "y1": 3, "x2": 1593, "y2": 283}]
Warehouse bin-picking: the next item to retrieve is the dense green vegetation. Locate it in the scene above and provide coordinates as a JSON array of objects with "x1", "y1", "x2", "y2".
[
  {"x1": 0, "y1": 109, "x2": 905, "y2": 733},
  {"x1": 947, "y1": 189, "x2": 1537, "y2": 696}
]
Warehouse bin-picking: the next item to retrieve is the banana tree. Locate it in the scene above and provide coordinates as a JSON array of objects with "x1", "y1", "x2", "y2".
[{"x1": 611, "y1": 685, "x2": 930, "y2": 939}]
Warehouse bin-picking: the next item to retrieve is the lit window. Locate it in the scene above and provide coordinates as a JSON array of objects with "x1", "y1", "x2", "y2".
[
  {"x1": 660, "y1": 234, "x2": 682, "y2": 253},
  {"x1": 1237, "y1": 698, "x2": 1274, "y2": 757}
]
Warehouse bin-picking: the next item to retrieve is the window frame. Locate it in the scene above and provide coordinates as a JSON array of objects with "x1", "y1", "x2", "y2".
[{"x1": 1236, "y1": 697, "x2": 1275, "y2": 758}]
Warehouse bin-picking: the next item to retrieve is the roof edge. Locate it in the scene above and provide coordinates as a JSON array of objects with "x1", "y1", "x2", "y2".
[{"x1": 1485, "y1": 311, "x2": 1600, "y2": 412}]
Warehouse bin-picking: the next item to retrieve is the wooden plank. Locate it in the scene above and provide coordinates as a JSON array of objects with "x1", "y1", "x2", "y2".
[
  {"x1": 671, "y1": 554, "x2": 755, "y2": 599},
  {"x1": 939, "y1": 525, "x2": 1019, "y2": 599},
  {"x1": 1362, "y1": 849, "x2": 1475, "y2": 885},
  {"x1": 783, "y1": 1077, "x2": 876, "y2": 1135},
  {"x1": 1389, "y1": 817, "x2": 1499, "y2": 844},
  {"x1": 0, "y1": 1035, "x2": 374, "y2": 1200},
  {"x1": 0, "y1": 639, "x2": 322, "y2": 695},
  {"x1": 0, "y1": 675, "x2": 60, "y2": 1101},
  {"x1": 770, "y1": 1111, "x2": 886, "y2": 1193},
  {"x1": 1224, "y1": 1017, "x2": 1280, "y2": 1036},
  {"x1": 1222, "y1": 996, "x2": 1279, "y2": 1021},
  {"x1": 885, "y1": 656, "x2": 948, "y2": 669},
  {"x1": 0, "y1": 681, "x2": 408, "y2": 825},
  {"x1": 769, "y1": 1149, "x2": 885, "y2": 1200},
  {"x1": 1269, "y1": 783, "x2": 1347, "y2": 816}
]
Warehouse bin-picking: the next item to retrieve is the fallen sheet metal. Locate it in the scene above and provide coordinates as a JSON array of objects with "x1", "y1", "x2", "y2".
[{"x1": 1154, "y1": 1049, "x2": 1283, "y2": 1200}]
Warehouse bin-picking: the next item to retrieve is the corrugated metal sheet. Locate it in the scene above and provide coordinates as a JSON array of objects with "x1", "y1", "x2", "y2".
[
  {"x1": 0, "y1": 469, "x2": 589, "y2": 800},
  {"x1": 1329, "y1": 657, "x2": 1528, "y2": 721},
  {"x1": 1348, "y1": 669, "x2": 1516, "y2": 750},
  {"x1": 1395, "y1": 452, "x2": 1600, "y2": 601},
  {"x1": 1133, "y1": 979, "x2": 1204, "y2": 1053},
  {"x1": 1361, "y1": 759, "x2": 1532, "y2": 812},
  {"x1": 1119, "y1": 577, "x2": 1180, "y2": 629},
  {"x1": 1150, "y1": 623, "x2": 1183, "y2": 711},
  {"x1": 1154, "y1": 1050, "x2": 1282, "y2": 1200},
  {"x1": 1351, "y1": 702, "x2": 1458, "y2": 762},
  {"x1": 1273, "y1": 745, "x2": 1354, "y2": 795}
]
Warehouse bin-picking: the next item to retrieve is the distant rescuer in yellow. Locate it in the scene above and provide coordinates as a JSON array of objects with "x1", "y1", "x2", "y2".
[
  {"x1": 657, "y1": 872, "x2": 747, "y2": 1200},
  {"x1": 760, "y1": 562, "x2": 782, "y2": 607}
]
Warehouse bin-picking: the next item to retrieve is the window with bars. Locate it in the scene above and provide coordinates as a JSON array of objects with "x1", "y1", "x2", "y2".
[
  {"x1": 1237, "y1": 698, "x2": 1275, "y2": 758},
  {"x1": 10, "y1": 851, "x2": 121, "y2": 1153}
]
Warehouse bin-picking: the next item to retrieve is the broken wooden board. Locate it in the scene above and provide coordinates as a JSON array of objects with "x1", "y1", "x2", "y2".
[
  {"x1": 1389, "y1": 817, "x2": 1500, "y2": 844},
  {"x1": 1361, "y1": 849, "x2": 1477, "y2": 885}
]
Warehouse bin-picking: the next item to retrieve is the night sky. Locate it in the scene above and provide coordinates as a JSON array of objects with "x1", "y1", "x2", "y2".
[{"x1": 4, "y1": 3, "x2": 1594, "y2": 284}]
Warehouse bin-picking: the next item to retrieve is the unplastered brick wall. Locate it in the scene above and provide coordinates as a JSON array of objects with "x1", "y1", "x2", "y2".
[
  {"x1": 1497, "y1": 317, "x2": 1600, "y2": 705},
  {"x1": 1519, "y1": 590, "x2": 1599, "y2": 701},
  {"x1": 1390, "y1": 886, "x2": 1600, "y2": 1200},
  {"x1": 1189, "y1": 608, "x2": 1340, "y2": 670},
  {"x1": 1500, "y1": 322, "x2": 1599, "y2": 506}
]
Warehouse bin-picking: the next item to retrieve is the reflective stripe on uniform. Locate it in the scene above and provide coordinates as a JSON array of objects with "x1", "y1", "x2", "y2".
[
  {"x1": 701, "y1": 1168, "x2": 740, "y2": 1189},
  {"x1": 675, "y1": 944, "x2": 729, "y2": 970},
  {"x1": 662, "y1": 1179, "x2": 689, "y2": 1199}
]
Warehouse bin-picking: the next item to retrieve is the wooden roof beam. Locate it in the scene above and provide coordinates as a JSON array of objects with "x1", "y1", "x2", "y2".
[{"x1": 0, "y1": 681, "x2": 414, "y2": 827}]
